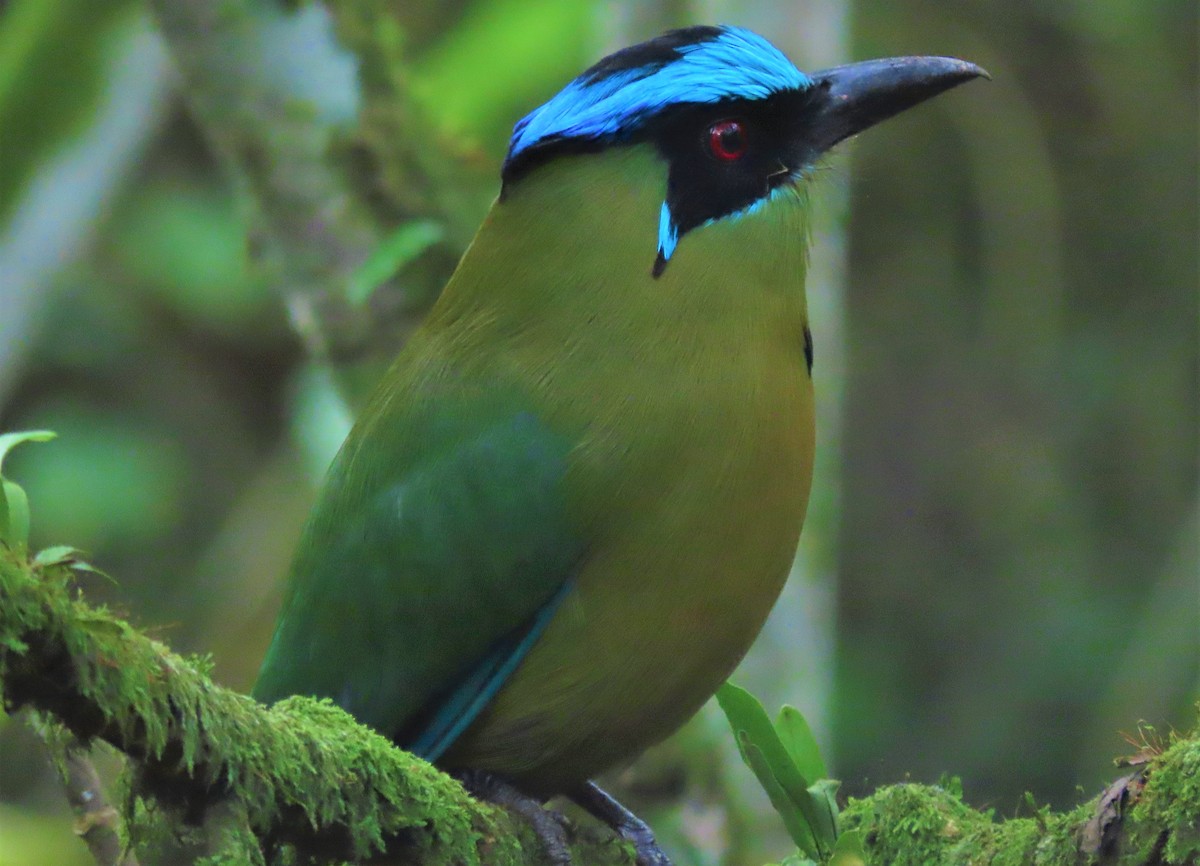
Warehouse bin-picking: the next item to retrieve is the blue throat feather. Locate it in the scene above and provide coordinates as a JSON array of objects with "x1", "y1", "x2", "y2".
[{"x1": 656, "y1": 201, "x2": 679, "y2": 263}]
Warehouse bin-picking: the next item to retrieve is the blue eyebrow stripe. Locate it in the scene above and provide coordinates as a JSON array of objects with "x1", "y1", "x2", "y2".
[{"x1": 505, "y1": 26, "x2": 810, "y2": 167}]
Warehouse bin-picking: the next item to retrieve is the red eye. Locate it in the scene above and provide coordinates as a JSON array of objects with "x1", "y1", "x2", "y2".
[{"x1": 708, "y1": 119, "x2": 747, "y2": 161}]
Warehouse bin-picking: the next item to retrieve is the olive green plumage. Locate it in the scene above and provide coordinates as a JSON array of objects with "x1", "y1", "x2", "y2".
[{"x1": 256, "y1": 145, "x2": 814, "y2": 794}]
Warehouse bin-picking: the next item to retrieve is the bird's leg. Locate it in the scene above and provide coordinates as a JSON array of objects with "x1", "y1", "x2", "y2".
[
  {"x1": 569, "y1": 781, "x2": 672, "y2": 866},
  {"x1": 456, "y1": 769, "x2": 572, "y2": 865}
]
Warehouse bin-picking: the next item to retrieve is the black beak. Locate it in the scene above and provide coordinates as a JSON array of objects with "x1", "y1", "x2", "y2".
[{"x1": 807, "y1": 56, "x2": 988, "y2": 155}]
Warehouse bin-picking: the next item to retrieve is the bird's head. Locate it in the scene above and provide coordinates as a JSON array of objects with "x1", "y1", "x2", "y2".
[{"x1": 498, "y1": 25, "x2": 984, "y2": 278}]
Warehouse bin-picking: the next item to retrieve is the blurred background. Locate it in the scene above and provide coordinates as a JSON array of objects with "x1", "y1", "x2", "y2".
[{"x1": 0, "y1": 1, "x2": 1195, "y2": 864}]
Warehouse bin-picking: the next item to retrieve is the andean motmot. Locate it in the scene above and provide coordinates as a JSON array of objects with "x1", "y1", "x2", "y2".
[{"x1": 254, "y1": 24, "x2": 985, "y2": 865}]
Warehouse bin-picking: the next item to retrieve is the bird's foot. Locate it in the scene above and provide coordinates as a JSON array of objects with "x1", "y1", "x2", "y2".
[
  {"x1": 570, "y1": 781, "x2": 672, "y2": 866},
  {"x1": 457, "y1": 769, "x2": 572, "y2": 865}
]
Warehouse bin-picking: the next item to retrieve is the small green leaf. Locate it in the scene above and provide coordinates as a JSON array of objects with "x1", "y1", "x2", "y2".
[
  {"x1": 0, "y1": 430, "x2": 57, "y2": 474},
  {"x1": 718, "y1": 682, "x2": 840, "y2": 857},
  {"x1": 348, "y1": 220, "x2": 444, "y2": 307},
  {"x1": 30, "y1": 544, "x2": 108, "y2": 579},
  {"x1": 806, "y1": 778, "x2": 841, "y2": 847},
  {"x1": 33, "y1": 545, "x2": 79, "y2": 567},
  {"x1": 941, "y1": 774, "x2": 964, "y2": 799},
  {"x1": 829, "y1": 829, "x2": 868, "y2": 866},
  {"x1": 717, "y1": 683, "x2": 815, "y2": 803},
  {"x1": 1, "y1": 478, "x2": 29, "y2": 546},
  {"x1": 717, "y1": 682, "x2": 808, "y2": 780},
  {"x1": 777, "y1": 704, "x2": 827, "y2": 782},
  {"x1": 0, "y1": 430, "x2": 56, "y2": 546},
  {"x1": 740, "y1": 734, "x2": 821, "y2": 859},
  {"x1": 66, "y1": 558, "x2": 111, "y2": 581}
]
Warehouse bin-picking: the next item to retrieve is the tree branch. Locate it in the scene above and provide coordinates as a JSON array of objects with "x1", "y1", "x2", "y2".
[
  {"x1": 841, "y1": 759, "x2": 1197, "y2": 866},
  {"x1": 38, "y1": 728, "x2": 140, "y2": 866},
  {"x1": 2, "y1": 546, "x2": 1197, "y2": 865},
  {"x1": 0, "y1": 548, "x2": 632, "y2": 866}
]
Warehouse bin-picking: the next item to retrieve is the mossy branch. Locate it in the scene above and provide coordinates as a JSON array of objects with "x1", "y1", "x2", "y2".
[
  {"x1": 3, "y1": 545, "x2": 1198, "y2": 865},
  {"x1": 0, "y1": 547, "x2": 634, "y2": 866},
  {"x1": 841, "y1": 754, "x2": 1199, "y2": 866}
]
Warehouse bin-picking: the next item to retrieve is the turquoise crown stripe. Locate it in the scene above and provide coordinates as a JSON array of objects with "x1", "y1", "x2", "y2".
[{"x1": 507, "y1": 26, "x2": 810, "y2": 163}]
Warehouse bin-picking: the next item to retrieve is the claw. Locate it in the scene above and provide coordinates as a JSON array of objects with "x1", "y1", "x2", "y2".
[
  {"x1": 457, "y1": 769, "x2": 572, "y2": 865},
  {"x1": 570, "y1": 781, "x2": 673, "y2": 866}
]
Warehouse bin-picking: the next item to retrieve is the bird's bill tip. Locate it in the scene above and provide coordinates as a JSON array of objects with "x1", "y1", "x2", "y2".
[{"x1": 808, "y1": 55, "x2": 989, "y2": 154}]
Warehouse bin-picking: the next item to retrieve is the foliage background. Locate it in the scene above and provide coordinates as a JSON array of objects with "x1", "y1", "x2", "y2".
[{"x1": 0, "y1": 1, "x2": 1195, "y2": 864}]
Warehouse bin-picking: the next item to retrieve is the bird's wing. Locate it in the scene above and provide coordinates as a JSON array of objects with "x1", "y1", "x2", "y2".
[{"x1": 253, "y1": 391, "x2": 583, "y2": 760}]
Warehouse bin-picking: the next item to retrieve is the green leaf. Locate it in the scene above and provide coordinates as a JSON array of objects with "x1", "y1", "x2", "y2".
[
  {"x1": 30, "y1": 544, "x2": 108, "y2": 580},
  {"x1": 717, "y1": 682, "x2": 840, "y2": 857},
  {"x1": 806, "y1": 778, "x2": 841, "y2": 848},
  {"x1": 65, "y1": 558, "x2": 110, "y2": 580},
  {"x1": 777, "y1": 704, "x2": 827, "y2": 782},
  {"x1": 0, "y1": 430, "x2": 56, "y2": 547},
  {"x1": 740, "y1": 734, "x2": 821, "y2": 859},
  {"x1": 1, "y1": 478, "x2": 30, "y2": 546},
  {"x1": 348, "y1": 220, "x2": 444, "y2": 307},
  {"x1": 717, "y1": 682, "x2": 806, "y2": 780},
  {"x1": 716, "y1": 682, "x2": 816, "y2": 798},
  {"x1": 0, "y1": 430, "x2": 57, "y2": 474},
  {"x1": 829, "y1": 829, "x2": 869, "y2": 866},
  {"x1": 32, "y1": 544, "x2": 79, "y2": 567}
]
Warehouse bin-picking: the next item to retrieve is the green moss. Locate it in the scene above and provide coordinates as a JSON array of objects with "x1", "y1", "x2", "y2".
[
  {"x1": 0, "y1": 547, "x2": 544, "y2": 865},
  {"x1": 842, "y1": 747, "x2": 1200, "y2": 866},
  {"x1": 1128, "y1": 730, "x2": 1200, "y2": 863},
  {"x1": 843, "y1": 783, "x2": 977, "y2": 865},
  {"x1": 844, "y1": 781, "x2": 1103, "y2": 865}
]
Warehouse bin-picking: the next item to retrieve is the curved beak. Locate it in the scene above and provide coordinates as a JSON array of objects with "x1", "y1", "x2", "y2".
[{"x1": 808, "y1": 56, "x2": 988, "y2": 155}]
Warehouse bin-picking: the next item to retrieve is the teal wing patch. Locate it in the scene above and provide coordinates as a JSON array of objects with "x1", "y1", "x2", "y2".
[
  {"x1": 408, "y1": 578, "x2": 574, "y2": 760},
  {"x1": 254, "y1": 396, "x2": 583, "y2": 757}
]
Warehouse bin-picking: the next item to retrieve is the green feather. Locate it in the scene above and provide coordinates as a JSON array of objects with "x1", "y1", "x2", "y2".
[{"x1": 254, "y1": 378, "x2": 583, "y2": 743}]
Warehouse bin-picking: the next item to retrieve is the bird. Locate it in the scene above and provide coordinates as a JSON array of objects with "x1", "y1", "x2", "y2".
[{"x1": 254, "y1": 24, "x2": 984, "y2": 865}]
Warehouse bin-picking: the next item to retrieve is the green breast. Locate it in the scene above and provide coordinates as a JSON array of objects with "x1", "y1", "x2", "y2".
[{"x1": 430, "y1": 145, "x2": 817, "y2": 792}]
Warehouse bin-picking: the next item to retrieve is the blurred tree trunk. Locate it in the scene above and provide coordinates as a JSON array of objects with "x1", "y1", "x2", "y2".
[{"x1": 837, "y1": 0, "x2": 1198, "y2": 809}]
